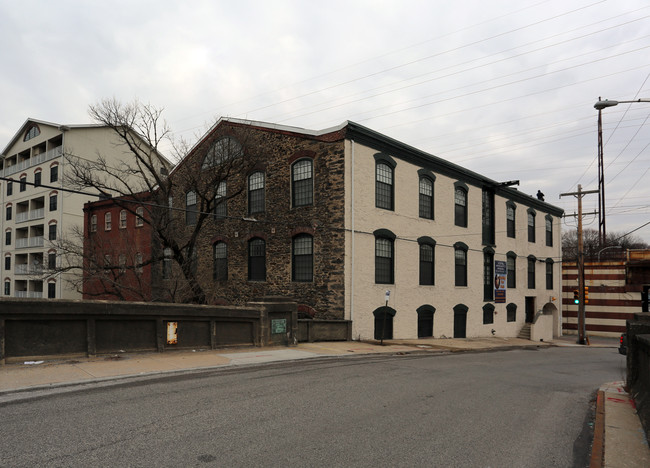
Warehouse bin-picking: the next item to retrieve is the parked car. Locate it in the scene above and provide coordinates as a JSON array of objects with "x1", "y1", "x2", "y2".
[{"x1": 619, "y1": 334, "x2": 627, "y2": 355}]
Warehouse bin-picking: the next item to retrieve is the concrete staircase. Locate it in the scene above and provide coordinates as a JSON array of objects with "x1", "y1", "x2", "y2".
[{"x1": 518, "y1": 323, "x2": 531, "y2": 340}]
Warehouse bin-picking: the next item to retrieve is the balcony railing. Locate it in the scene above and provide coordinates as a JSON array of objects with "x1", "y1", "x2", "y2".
[
  {"x1": 15, "y1": 290, "x2": 43, "y2": 298},
  {"x1": 2, "y1": 146, "x2": 62, "y2": 177},
  {"x1": 16, "y1": 236, "x2": 44, "y2": 249},
  {"x1": 14, "y1": 264, "x2": 44, "y2": 275},
  {"x1": 15, "y1": 208, "x2": 45, "y2": 224}
]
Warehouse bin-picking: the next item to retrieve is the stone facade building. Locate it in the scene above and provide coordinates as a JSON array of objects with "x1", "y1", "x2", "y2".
[{"x1": 84, "y1": 117, "x2": 564, "y2": 341}]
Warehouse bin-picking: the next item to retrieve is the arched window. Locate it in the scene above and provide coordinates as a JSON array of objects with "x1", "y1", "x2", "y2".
[
  {"x1": 454, "y1": 183, "x2": 468, "y2": 227},
  {"x1": 213, "y1": 242, "x2": 228, "y2": 281},
  {"x1": 202, "y1": 136, "x2": 243, "y2": 168},
  {"x1": 248, "y1": 238, "x2": 266, "y2": 281},
  {"x1": 292, "y1": 234, "x2": 313, "y2": 282},
  {"x1": 248, "y1": 172, "x2": 265, "y2": 214},
  {"x1": 507, "y1": 303, "x2": 517, "y2": 322},
  {"x1": 483, "y1": 303, "x2": 495, "y2": 325},
  {"x1": 292, "y1": 159, "x2": 313, "y2": 207}
]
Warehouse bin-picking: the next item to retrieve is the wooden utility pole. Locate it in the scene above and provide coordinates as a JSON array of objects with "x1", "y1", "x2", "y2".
[{"x1": 560, "y1": 184, "x2": 598, "y2": 344}]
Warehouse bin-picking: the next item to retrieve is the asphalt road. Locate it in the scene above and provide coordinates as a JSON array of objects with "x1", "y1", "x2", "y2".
[{"x1": 0, "y1": 347, "x2": 624, "y2": 467}]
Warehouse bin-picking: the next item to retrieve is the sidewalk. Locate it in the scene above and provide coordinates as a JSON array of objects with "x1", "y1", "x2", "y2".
[{"x1": 0, "y1": 336, "x2": 646, "y2": 467}]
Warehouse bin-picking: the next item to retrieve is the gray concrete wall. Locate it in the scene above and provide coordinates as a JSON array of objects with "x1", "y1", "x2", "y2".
[{"x1": 0, "y1": 297, "x2": 297, "y2": 363}]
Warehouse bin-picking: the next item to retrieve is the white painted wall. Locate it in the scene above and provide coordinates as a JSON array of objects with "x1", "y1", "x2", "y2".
[{"x1": 345, "y1": 139, "x2": 563, "y2": 341}]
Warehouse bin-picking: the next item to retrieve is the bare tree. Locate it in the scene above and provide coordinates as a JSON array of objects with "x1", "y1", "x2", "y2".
[
  {"x1": 562, "y1": 228, "x2": 649, "y2": 260},
  {"x1": 60, "y1": 98, "x2": 259, "y2": 303}
]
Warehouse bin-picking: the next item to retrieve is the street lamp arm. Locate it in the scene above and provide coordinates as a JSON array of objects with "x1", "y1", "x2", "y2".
[
  {"x1": 597, "y1": 245, "x2": 622, "y2": 262},
  {"x1": 594, "y1": 98, "x2": 650, "y2": 110}
]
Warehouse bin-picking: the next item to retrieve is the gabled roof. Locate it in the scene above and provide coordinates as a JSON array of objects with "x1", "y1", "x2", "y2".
[
  {"x1": 1, "y1": 118, "x2": 107, "y2": 157},
  {"x1": 174, "y1": 117, "x2": 563, "y2": 216}
]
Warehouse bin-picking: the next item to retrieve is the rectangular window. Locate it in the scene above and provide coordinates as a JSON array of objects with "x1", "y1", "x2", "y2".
[
  {"x1": 48, "y1": 282, "x2": 56, "y2": 298},
  {"x1": 162, "y1": 248, "x2": 172, "y2": 279},
  {"x1": 545, "y1": 217, "x2": 553, "y2": 247},
  {"x1": 507, "y1": 256, "x2": 516, "y2": 289},
  {"x1": 419, "y1": 244, "x2": 434, "y2": 285},
  {"x1": 119, "y1": 210, "x2": 127, "y2": 229},
  {"x1": 455, "y1": 248, "x2": 467, "y2": 286},
  {"x1": 186, "y1": 191, "x2": 197, "y2": 225},
  {"x1": 506, "y1": 205, "x2": 516, "y2": 238},
  {"x1": 90, "y1": 215, "x2": 97, "y2": 233},
  {"x1": 19, "y1": 176, "x2": 26, "y2": 192},
  {"x1": 419, "y1": 177, "x2": 434, "y2": 219},
  {"x1": 483, "y1": 252, "x2": 494, "y2": 300},
  {"x1": 454, "y1": 188, "x2": 467, "y2": 227},
  {"x1": 482, "y1": 189, "x2": 495, "y2": 245},
  {"x1": 375, "y1": 163, "x2": 394, "y2": 210},
  {"x1": 4, "y1": 281, "x2": 10, "y2": 296},
  {"x1": 135, "y1": 253, "x2": 143, "y2": 275},
  {"x1": 6, "y1": 181, "x2": 12, "y2": 196},
  {"x1": 248, "y1": 173, "x2": 265, "y2": 214},
  {"x1": 5, "y1": 206, "x2": 11, "y2": 221},
  {"x1": 292, "y1": 160, "x2": 313, "y2": 207},
  {"x1": 48, "y1": 253, "x2": 56, "y2": 270},
  {"x1": 375, "y1": 238, "x2": 394, "y2": 284},
  {"x1": 5, "y1": 231, "x2": 11, "y2": 246},
  {"x1": 135, "y1": 207, "x2": 144, "y2": 227},
  {"x1": 49, "y1": 224, "x2": 57, "y2": 241},
  {"x1": 214, "y1": 182, "x2": 227, "y2": 218},
  {"x1": 546, "y1": 262, "x2": 553, "y2": 290},
  {"x1": 213, "y1": 242, "x2": 228, "y2": 281},
  {"x1": 105, "y1": 212, "x2": 112, "y2": 231},
  {"x1": 528, "y1": 212, "x2": 536, "y2": 243},
  {"x1": 34, "y1": 172, "x2": 41, "y2": 187},
  {"x1": 528, "y1": 258, "x2": 536, "y2": 289},
  {"x1": 49, "y1": 195, "x2": 58, "y2": 211},
  {"x1": 50, "y1": 165, "x2": 58, "y2": 183},
  {"x1": 292, "y1": 235, "x2": 313, "y2": 282},
  {"x1": 248, "y1": 239, "x2": 266, "y2": 281},
  {"x1": 5, "y1": 256, "x2": 11, "y2": 271}
]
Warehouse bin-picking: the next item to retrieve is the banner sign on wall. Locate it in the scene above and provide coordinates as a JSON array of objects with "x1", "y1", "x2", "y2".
[{"x1": 495, "y1": 260, "x2": 506, "y2": 303}]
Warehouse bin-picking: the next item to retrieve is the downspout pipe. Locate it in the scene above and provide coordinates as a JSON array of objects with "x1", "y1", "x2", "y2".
[{"x1": 350, "y1": 139, "x2": 355, "y2": 327}]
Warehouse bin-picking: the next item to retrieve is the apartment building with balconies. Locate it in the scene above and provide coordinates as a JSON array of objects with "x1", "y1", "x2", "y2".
[{"x1": 0, "y1": 118, "x2": 160, "y2": 299}]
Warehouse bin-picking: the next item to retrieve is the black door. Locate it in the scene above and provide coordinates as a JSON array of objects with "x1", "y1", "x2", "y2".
[
  {"x1": 453, "y1": 310, "x2": 466, "y2": 338},
  {"x1": 418, "y1": 312, "x2": 433, "y2": 338},
  {"x1": 525, "y1": 297, "x2": 535, "y2": 323},
  {"x1": 374, "y1": 311, "x2": 393, "y2": 340}
]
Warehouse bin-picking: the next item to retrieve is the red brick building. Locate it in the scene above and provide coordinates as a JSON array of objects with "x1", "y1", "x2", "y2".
[{"x1": 83, "y1": 196, "x2": 154, "y2": 301}]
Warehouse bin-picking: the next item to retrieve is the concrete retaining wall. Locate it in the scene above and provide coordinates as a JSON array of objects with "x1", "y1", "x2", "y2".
[{"x1": 0, "y1": 297, "x2": 297, "y2": 363}]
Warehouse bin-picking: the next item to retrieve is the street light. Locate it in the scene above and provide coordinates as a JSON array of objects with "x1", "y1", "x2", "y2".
[{"x1": 593, "y1": 97, "x2": 650, "y2": 247}]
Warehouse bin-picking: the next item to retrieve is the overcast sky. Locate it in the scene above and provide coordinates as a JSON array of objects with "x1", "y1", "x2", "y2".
[{"x1": 1, "y1": 0, "x2": 649, "y2": 243}]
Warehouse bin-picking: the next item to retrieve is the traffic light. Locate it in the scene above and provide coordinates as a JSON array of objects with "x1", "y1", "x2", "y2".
[
  {"x1": 584, "y1": 286, "x2": 589, "y2": 304},
  {"x1": 573, "y1": 289, "x2": 580, "y2": 304}
]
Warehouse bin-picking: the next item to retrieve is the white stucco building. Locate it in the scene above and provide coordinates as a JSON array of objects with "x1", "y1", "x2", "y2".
[{"x1": 0, "y1": 118, "x2": 162, "y2": 299}]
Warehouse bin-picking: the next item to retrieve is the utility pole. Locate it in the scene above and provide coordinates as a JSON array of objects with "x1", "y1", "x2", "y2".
[{"x1": 560, "y1": 184, "x2": 598, "y2": 344}]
